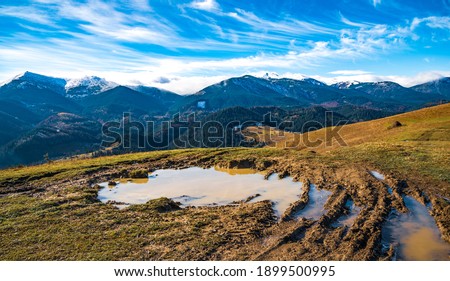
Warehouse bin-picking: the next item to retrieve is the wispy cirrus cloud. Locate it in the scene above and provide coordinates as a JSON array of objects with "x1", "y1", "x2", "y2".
[
  {"x1": 57, "y1": 0, "x2": 178, "y2": 45},
  {"x1": 411, "y1": 16, "x2": 450, "y2": 30},
  {"x1": 329, "y1": 70, "x2": 372, "y2": 75},
  {"x1": 0, "y1": 0, "x2": 449, "y2": 94},
  {"x1": 226, "y1": 8, "x2": 336, "y2": 36},
  {"x1": 188, "y1": 0, "x2": 220, "y2": 12},
  {"x1": 0, "y1": 13, "x2": 442, "y2": 93},
  {"x1": 0, "y1": 5, "x2": 55, "y2": 25}
]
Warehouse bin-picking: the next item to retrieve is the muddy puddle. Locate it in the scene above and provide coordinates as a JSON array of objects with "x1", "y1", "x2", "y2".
[
  {"x1": 331, "y1": 199, "x2": 361, "y2": 227},
  {"x1": 370, "y1": 170, "x2": 385, "y2": 180},
  {"x1": 97, "y1": 167, "x2": 302, "y2": 216},
  {"x1": 293, "y1": 184, "x2": 332, "y2": 220},
  {"x1": 382, "y1": 196, "x2": 450, "y2": 260}
]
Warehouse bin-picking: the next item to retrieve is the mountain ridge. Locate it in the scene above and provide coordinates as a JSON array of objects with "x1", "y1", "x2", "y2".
[
  {"x1": 0, "y1": 71, "x2": 448, "y2": 168},
  {"x1": 2, "y1": 71, "x2": 449, "y2": 95}
]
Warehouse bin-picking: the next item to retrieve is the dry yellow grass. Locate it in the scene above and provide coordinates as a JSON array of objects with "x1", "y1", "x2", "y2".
[{"x1": 244, "y1": 103, "x2": 450, "y2": 151}]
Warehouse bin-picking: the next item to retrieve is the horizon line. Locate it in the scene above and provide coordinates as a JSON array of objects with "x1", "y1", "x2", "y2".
[{"x1": 1, "y1": 70, "x2": 449, "y2": 95}]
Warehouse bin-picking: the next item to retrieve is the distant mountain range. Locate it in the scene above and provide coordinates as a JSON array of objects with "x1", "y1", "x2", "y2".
[{"x1": 0, "y1": 71, "x2": 448, "y2": 167}]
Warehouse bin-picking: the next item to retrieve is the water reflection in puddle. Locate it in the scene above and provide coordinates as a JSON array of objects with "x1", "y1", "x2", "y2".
[
  {"x1": 331, "y1": 199, "x2": 361, "y2": 228},
  {"x1": 98, "y1": 167, "x2": 302, "y2": 216},
  {"x1": 213, "y1": 167, "x2": 261, "y2": 175},
  {"x1": 294, "y1": 184, "x2": 332, "y2": 220},
  {"x1": 116, "y1": 178, "x2": 149, "y2": 184},
  {"x1": 370, "y1": 170, "x2": 385, "y2": 180},
  {"x1": 369, "y1": 170, "x2": 393, "y2": 194},
  {"x1": 382, "y1": 196, "x2": 450, "y2": 260}
]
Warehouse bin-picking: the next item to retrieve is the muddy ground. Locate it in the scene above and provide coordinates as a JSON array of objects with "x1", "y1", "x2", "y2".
[{"x1": 0, "y1": 148, "x2": 448, "y2": 260}]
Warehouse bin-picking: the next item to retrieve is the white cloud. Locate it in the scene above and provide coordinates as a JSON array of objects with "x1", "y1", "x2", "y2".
[
  {"x1": 386, "y1": 71, "x2": 450, "y2": 87},
  {"x1": 152, "y1": 75, "x2": 229, "y2": 94},
  {"x1": 0, "y1": 6, "x2": 54, "y2": 25},
  {"x1": 328, "y1": 70, "x2": 372, "y2": 75},
  {"x1": 0, "y1": 15, "x2": 425, "y2": 94},
  {"x1": 411, "y1": 16, "x2": 450, "y2": 30},
  {"x1": 80, "y1": 25, "x2": 172, "y2": 44},
  {"x1": 227, "y1": 8, "x2": 336, "y2": 36},
  {"x1": 1, "y1": 38, "x2": 449, "y2": 95},
  {"x1": 57, "y1": 0, "x2": 177, "y2": 45},
  {"x1": 0, "y1": 1, "x2": 437, "y2": 57},
  {"x1": 189, "y1": 0, "x2": 220, "y2": 12},
  {"x1": 373, "y1": 0, "x2": 381, "y2": 7},
  {"x1": 129, "y1": 0, "x2": 151, "y2": 11},
  {"x1": 340, "y1": 14, "x2": 371, "y2": 28},
  {"x1": 310, "y1": 70, "x2": 450, "y2": 87},
  {"x1": 1, "y1": 2, "x2": 449, "y2": 94}
]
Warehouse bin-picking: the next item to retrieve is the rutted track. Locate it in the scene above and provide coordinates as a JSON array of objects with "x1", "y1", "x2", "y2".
[{"x1": 0, "y1": 149, "x2": 448, "y2": 260}]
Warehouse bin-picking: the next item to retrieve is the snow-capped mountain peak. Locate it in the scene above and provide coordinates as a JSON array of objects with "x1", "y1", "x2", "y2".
[
  {"x1": 65, "y1": 76, "x2": 117, "y2": 91},
  {"x1": 1, "y1": 71, "x2": 66, "y2": 87},
  {"x1": 333, "y1": 81, "x2": 361, "y2": 89},
  {"x1": 262, "y1": 72, "x2": 280, "y2": 80},
  {"x1": 65, "y1": 76, "x2": 117, "y2": 98},
  {"x1": 0, "y1": 71, "x2": 67, "y2": 95}
]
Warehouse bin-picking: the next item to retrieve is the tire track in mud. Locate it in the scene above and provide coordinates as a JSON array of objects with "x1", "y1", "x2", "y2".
[
  {"x1": 3, "y1": 153, "x2": 449, "y2": 260},
  {"x1": 246, "y1": 163, "x2": 447, "y2": 261}
]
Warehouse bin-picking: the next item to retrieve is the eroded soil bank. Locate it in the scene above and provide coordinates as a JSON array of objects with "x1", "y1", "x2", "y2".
[{"x1": 0, "y1": 148, "x2": 448, "y2": 260}]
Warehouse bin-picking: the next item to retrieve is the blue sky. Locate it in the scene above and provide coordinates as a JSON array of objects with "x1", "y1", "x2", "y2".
[{"x1": 0, "y1": 0, "x2": 449, "y2": 93}]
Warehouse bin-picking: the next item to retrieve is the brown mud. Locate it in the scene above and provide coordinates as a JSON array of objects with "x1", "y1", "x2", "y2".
[{"x1": 0, "y1": 150, "x2": 448, "y2": 260}]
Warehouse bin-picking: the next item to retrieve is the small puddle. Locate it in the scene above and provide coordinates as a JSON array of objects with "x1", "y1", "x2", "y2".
[
  {"x1": 370, "y1": 170, "x2": 385, "y2": 180},
  {"x1": 369, "y1": 171, "x2": 393, "y2": 194},
  {"x1": 331, "y1": 199, "x2": 361, "y2": 228},
  {"x1": 294, "y1": 184, "x2": 332, "y2": 220},
  {"x1": 381, "y1": 196, "x2": 450, "y2": 260},
  {"x1": 97, "y1": 167, "x2": 302, "y2": 217}
]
